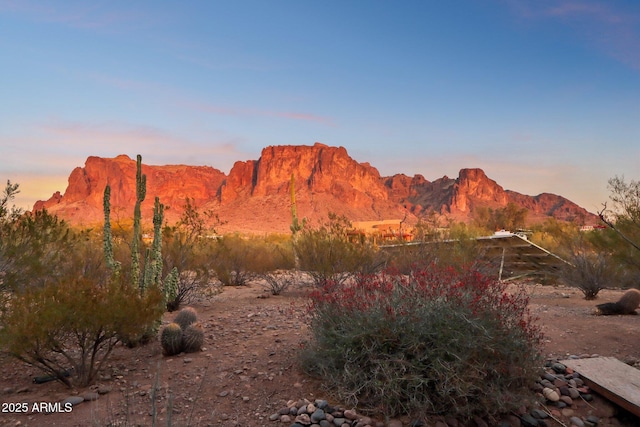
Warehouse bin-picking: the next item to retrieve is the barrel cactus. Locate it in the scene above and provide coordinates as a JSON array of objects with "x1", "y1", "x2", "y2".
[
  {"x1": 174, "y1": 307, "x2": 197, "y2": 330},
  {"x1": 160, "y1": 323, "x2": 183, "y2": 356},
  {"x1": 182, "y1": 322, "x2": 204, "y2": 353}
]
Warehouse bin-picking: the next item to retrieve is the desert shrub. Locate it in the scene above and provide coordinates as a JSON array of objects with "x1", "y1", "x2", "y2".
[
  {"x1": 212, "y1": 234, "x2": 257, "y2": 286},
  {"x1": 261, "y1": 270, "x2": 298, "y2": 295},
  {"x1": 0, "y1": 277, "x2": 164, "y2": 387},
  {"x1": 548, "y1": 227, "x2": 620, "y2": 299},
  {"x1": 296, "y1": 213, "x2": 387, "y2": 287},
  {"x1": 559, "y1": 251, "x2": 617, "y2": 299},
  {"x1": 0, "y1": 208, "x2": 76, "y2": 292},
  {"x1": 213, "y1": 234, "x2": 294, "y2": 286},
  {"x1": 162, "y1": 198, "x2": 223, "y2": 311},
  {"x1": 301, "y1": 265, "x2": 543, "y2": 421}
]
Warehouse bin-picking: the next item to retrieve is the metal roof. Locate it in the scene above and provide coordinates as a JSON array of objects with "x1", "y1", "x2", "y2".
[{"x1": 380, "y1": 231, "x2": 569, "y2": 280}]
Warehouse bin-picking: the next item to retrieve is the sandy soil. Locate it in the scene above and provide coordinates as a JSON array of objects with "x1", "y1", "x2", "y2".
[{"x1": 1, "y1": 281, "x2": 639, "y2": 427}]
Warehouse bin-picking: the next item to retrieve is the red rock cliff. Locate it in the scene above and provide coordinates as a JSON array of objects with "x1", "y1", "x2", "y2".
[{"x1": 33, "y1": 144, "x2": 598, "y2": 232}]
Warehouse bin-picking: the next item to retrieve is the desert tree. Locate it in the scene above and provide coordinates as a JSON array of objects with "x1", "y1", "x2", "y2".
[{"x1": 162, "y1": 197, "x2": 222, "y2": 310}]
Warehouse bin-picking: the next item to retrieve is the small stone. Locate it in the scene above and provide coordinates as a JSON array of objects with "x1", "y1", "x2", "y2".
[
  {"x1": 280, "y1": 414, "x2": 291, "y2": 423},
  {"x1": 542, "y1": 387, "x2": 560, "y2": 402},
  {"x1": 315, "y1": 400, "x2": 329, "y2": 409},
  {"x1": 520, "y1": 413, "x2": 538, "y2": 427},
  {"x1": 387, "y1": 421, "x2": 403, "y2": 427},
  {"x1": 561, "y1": 408, "x2": 574, "y2": 417},
  {"x1": 311, "y1": 409, "x2": 326, "y2": 422},
  {"x1": 568, "y1": 388, "x2": 580, "y2": 399},
  {"x1": 344, "y1": 409, "x2": 358, "y2": 420},
  {"x1": 333, "y1": 418, "x2": 347, "y2": 426},
  {"x1": 530, "y1": 409, "x2": 548, "y2": 419},
  {"x1": 551, "y1": 363, "x2": 567, "y2": 374},
  {"x1": 582, "y1": 393, "x2": 594, "y2": 402},
  {"x1": 585, "y1": 415, "x2": 599, "y2": 426},
  {"x1": 554, "y1": 379, "x2": 568, "y2": 388},
  {"x1": 569, "y1": 416, "x2": 585, "y2": 427},
  {"x1": 295, "y1": 413, "x2": 311, "y2": 424},
  {"x1": 82, "y1": 392, "x2": 99, "y2": 401},
  {"x1": 307, "y1": 403, "x2": 317, "y2": 413},
  {"x1": 560, "y1": 396, "x2": 573, "y2": 405},
  {"x1": 62, "y1": 396, "x2": 84, "y2": 406},
  {"x1": 97, "y1": 385, "x2": 112, "y2": 395}
]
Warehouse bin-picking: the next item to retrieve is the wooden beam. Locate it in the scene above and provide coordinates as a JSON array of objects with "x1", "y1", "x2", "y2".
[{"x1": 560, "y1": 357, "x2": 640, "y2": 418}]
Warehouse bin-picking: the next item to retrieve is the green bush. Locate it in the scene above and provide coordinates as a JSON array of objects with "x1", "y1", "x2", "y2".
[
  {"x1": 213, "y1": 234, "x2": 294, "y2": 286},
  {"x1": 296, "y1": 213, "x2": 386, "y2": 287},
  {"x1": 0, "y1": 277, "x2": 164, "y2": 387},
  {"x1": 301, "y1": 265, "x2": 543, "y2": 422}
]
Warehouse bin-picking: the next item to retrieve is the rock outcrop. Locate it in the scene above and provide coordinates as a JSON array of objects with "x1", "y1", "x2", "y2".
[{"x1": 33, "y1": 143, "x2": 598, "y2": 232}]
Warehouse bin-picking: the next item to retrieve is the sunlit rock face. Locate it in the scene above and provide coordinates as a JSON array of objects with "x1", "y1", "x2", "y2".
[{"x1": 33, "y1": 144, "x2": 597, "y2": 232}]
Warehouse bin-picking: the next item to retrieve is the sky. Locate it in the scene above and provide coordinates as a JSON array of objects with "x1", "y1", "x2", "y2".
[{"x1": 1, "y1": 0, "x2": 639, "y2": 214}]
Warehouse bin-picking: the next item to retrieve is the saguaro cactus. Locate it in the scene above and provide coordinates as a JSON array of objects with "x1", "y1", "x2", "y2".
[
  {"x1": 103, "y1": 184, "x2": 121, "y2": 277},
  {"x1": 131, "y1": 154, "x2": 147, "y2": 288}
]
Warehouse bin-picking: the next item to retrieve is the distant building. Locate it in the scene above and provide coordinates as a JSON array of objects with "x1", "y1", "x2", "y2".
[{"x1": 350, "y1": 219, "x2": 413, "y2": 243}]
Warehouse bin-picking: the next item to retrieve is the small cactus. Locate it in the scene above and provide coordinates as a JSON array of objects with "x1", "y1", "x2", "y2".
[
  {"x1": 182, "y1": 322, "x2": 204, "y2": 353},
  {"x1": 174, "y1": 307, "x2": 197, "y2": 330},
  {"x1": 160, "y1": 323, "x2": 183, "y2": 356}
]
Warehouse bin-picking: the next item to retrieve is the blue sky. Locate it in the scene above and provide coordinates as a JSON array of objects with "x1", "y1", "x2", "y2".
[{"x1": 1, "y1": 0, "x2": 638, "y2": 214}]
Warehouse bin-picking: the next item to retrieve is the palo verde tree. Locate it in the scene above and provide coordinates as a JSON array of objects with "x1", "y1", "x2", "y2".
[
  {"x1": 594, "y1": 175, "x2": 640, "y2": 285},
  {"x1": 0, "y1": 181, "x2": 74, "y2": 293},
  {"x1": 0, "y1": 179, "x2": 164, "y2": 387}
]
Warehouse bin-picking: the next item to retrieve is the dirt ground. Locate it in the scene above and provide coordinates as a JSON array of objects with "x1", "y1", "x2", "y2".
[{"x1": 1, "y1": 280, "x2": 639, "y2": 427}]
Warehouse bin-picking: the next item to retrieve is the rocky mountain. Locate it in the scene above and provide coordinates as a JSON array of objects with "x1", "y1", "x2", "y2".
[{"x1": 33, "y1": 143, "x2": 598, "y2": 233}]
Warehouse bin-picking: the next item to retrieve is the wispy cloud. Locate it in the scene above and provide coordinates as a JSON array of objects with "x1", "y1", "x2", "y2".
[
  {"x1": 506, "y1": 0, "x2": 640, "y2": 72},
  {"x1": 177, "y1": 99, "x2": 336, "y2": 126},
  {"x1": 84, "y1": 70, "x2": 336, "y2": 127}
]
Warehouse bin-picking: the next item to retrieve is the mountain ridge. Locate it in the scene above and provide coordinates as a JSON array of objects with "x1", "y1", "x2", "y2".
[{"x1": 33, "y1": 143, "x2": 598, "y2": 233}]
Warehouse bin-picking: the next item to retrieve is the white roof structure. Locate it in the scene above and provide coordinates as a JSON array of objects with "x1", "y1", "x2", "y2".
[{"x1": 380, "y1": 231, "x2": 569, "y2": 281}]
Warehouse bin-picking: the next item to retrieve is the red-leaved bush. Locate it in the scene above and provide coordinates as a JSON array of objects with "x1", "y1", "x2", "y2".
[{"x1": 301, "y1": 264, "x2": 543, "y2": 421}]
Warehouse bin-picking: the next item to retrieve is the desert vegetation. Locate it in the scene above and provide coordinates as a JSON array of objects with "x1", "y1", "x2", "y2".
[
  {"x1": 0, "y1": 173, "x2": 639, "y2": 424},
  {"x1": 301, "y1": 265, "x2": 543, "y2": 421}
]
